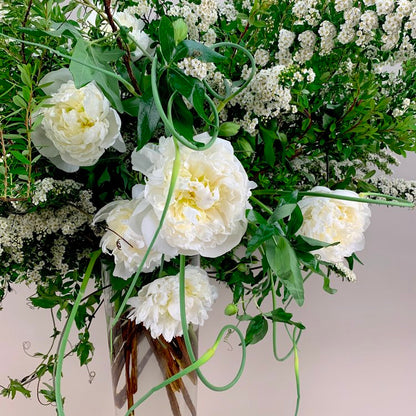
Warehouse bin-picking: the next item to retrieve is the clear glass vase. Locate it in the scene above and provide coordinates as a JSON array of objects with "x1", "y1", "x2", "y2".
[{"x1": 102, "y1": 265, "x2": 198, "y2": 416}]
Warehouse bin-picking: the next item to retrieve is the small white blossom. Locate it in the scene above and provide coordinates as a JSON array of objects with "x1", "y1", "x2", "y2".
[{"x1": 127, "y1": 265, "x2": 218, "y2": 341}]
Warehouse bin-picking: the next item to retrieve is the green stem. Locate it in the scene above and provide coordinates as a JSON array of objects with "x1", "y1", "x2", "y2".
[
  {"x1": 179, "y1": 255, "x2": 246, "y2": 391},
  {"x1": 292, "y1": 328, "x2": 301, "y2": 416},
  {"x1": 250, "y1": 195, "x2": 273, "y2": 214},
  {"x1": 54, "y1": 249, "x2": 101, "y2": 416},
  {"x1": 123, "y1": 326, "x2": 226, "y2": 416},
  {"x1": 252, "y1": 189, "x2": 414, "y2": 208}
]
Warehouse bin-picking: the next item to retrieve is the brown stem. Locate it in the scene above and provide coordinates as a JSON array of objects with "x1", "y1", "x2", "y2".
[{"x1": 103, "y1": 0, "x2": 141, "y2": 95}]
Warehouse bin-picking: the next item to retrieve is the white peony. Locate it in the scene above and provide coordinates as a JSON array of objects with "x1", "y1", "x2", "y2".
[
  {"x1": 32, "y1": 68, "x2": 125, "y2": 172},
  {"x1": 297, "y1": 186, "x2": 371, "y2": 263},
  {"x1": 127, "y1": 265, "x2": 218, "y2": 341},
  {"x1": 113, "y1": 10, "x2": 154, "y2": 61},
  {"x1": 131, "y1": 133, "x2": 256, "y2": 258},
  {"x1": 93, "y1": 185, "x2": 167, "y2": 278}
]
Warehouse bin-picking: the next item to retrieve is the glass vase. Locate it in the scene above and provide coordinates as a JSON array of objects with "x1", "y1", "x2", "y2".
[{"x1": 102, "y1": 265, "x2": 198, "y2": 416}]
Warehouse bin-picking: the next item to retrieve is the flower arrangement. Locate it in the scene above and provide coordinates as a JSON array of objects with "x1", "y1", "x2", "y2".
[{"x1": 0, "y1": 0, "x2": 415, "y2": 414}]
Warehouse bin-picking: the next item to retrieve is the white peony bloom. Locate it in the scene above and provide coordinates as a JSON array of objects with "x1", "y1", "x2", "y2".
[
  {"x1": 297, "y1": 186, "x2": 371, "y2": 263},
  {"x1": 93, "y1": 185, "x2": 167, "y2": 278},
  {"x1": 131, "y1": 133, "x2": 256, "y2": 258},
  {"x1": 113, "y1": 10, "x2": 154, "y2": 61},
  {"x1": 32, "y1": 68, "x2": 125, "y2": 172},
  {"x1": 127, "y1": 265, "x2": 218, "y2": 341}
]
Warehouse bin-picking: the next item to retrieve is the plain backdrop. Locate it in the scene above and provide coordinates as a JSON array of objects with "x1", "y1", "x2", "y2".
[{"x1": 1, "y1": 153, "x2": 415, "y2": 416}]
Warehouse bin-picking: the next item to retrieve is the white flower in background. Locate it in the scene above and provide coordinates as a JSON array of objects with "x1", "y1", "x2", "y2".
[
  {"x1": 132, "y1": 133, "x2": 256, "y2": 258},
  {"x1": 32, "y1": 68, "x2": 124, "y2": 173},
  {"x1": 113, "y1": 9, "x2": 154, "y2": 61},
  {"x1": 127, "y1": 265, "x2": 218, "y2": 341},
  {"x1": 0, "y1": 1, "x2": 7, "y2": 22},
  {"x1": 297, "y1": 186, "x2": 371, "y2": 263},
  {"x1": 93, "y1": 185, "x2": 168, "y2": 278}
]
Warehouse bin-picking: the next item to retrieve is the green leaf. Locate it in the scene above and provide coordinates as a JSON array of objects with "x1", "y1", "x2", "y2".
[
  {"x1": 10, "y1": 150, "x2": 31, "y2": 164},
  {"x1": 219, "y1": 122, "x2": 240, "y2": 137},
  {"x1": 159, "y1": 16, "x2": 175, "y2": 62},
  {"x1": 287, "y1": 205, "x2": 303, "y2": 236},
  {"x1": 245, "y1": 314, "x2": 268, "y2": 346},
  {"x1": 294, "y1": 235, "x2": 338, "y2": 252},
  {"x1": 265, "y1": 236, "x2": 304, "y2": 306},
  {"x1": 171, "y1": 95, "x2": 194, "y2": 141},
  {"x1": 179, "y1": 40, "x2": 227, "y2": 63},
  {"x1": 136, "y1": 92, "x2": 161, "y2": 150},
  {"x1": 70, "y1": 39, "x2": 123, "y2": 112},
  {"x1": 266, "y1": 308, "x2": 305, "y2": 330},
  {"x1": 269, "y1": 203, "x2": 297, "y2": 223},
  {"x1": 172, "y1": 18, "x2": 188, "y2": 45},
  {"x1": 259, "y1": 125, "x2": 276, "y2": 166},
  {"x1": 323, "y1": 276, "x2": 337, "y2": 295},
  {"x1": 246, "y1": 223, "x2": 278, "y2": 255}
]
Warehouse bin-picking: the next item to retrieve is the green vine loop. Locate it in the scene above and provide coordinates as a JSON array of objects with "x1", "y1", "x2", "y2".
[
  {"x1": 123, "y1": 323, "x2": 235, "y2": 416},
  {"x1": 151, "y1": 53, "x2": 219, "y2": 151},
  {"x1": 203, "y1": 41, "x2": 256, "y2": 110},
  {"x1": 54, "y1": 249, "x2": 102, "y2": 416},
  {"x1": 179, "y1": 255, "x2": 247, "y2": 391}
]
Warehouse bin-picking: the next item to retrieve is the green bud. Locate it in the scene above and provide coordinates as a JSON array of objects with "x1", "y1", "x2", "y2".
[
  {"x1": 237, "y1": 263, "x2": 248, "y2": 273},
  {"x1": 218, "y1": 122, "x2": 240, "y2": 137},
  {"x1": 224, "y1": 303, "x2": 238, "y2": 316},
  {"x1": 173, "y1": 19, "x2": 188, "y2": 45}
]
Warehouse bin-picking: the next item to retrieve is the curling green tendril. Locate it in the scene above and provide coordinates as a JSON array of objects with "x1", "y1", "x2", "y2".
[
  {"x1": 54, "y1": 249, "x2": 102, "y2": 416},
  {"x1": 252, "y1": 189, "x2": 414, "y2": 208},
  {"x1": 179, "y1": 255, "x2": 247, "y2": 391},
  {"x1": 203, "y1": 42, "x2": 256, "y2": 113}
]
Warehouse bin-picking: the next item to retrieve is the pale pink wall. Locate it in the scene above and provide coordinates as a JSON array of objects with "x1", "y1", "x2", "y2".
[{"x1": 1, "y1": 154, "x2": 415, "y2": 415}]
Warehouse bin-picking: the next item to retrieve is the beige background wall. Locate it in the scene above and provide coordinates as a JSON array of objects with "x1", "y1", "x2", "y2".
[{"x1": 1, "y1": 154, "x2": 415, "y2": 415}]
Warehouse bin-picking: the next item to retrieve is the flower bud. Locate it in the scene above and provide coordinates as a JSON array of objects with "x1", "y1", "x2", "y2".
[
  {"x1": 219, "y1": 122, "x2": 240, "y2": 137},
  {"x1": 224, "y1": 303, "x2": 238, "y2": 316}
]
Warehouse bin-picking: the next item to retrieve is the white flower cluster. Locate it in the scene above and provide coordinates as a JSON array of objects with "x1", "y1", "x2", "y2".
[
  {"x1": 298, "y1": 186, "x2": 371, "y2": 263},
  {"x1": 392, "y1": 97, "x2": 412, "y2": 117},
  {"x1": 177, "y1": 57, "x2": 215, "y2": 80},
  {"x1": 369, "y1": 176, "x2": 416, "y2": 203},
  {"x1": 232, "y1": 65, "x2": 292, "y2": 129},
  {"x1": 127, "y1": 265, "x2": 218, "y2": 341},
  {"x1": 0, "y1": 179, "x2": 96, "y2": 281},
  {"x1": 217, "y1": 0, "x2": 238, "y2": 22},
  {"x1": 0, "y1": 0, "x2": 7, "y2": 22},
  {"x1": 166, "y1": 0, "x2": 217, "y2": 39},
  {"x1": 332, "y1": 262, "x2": 357, "y2": 282}
]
